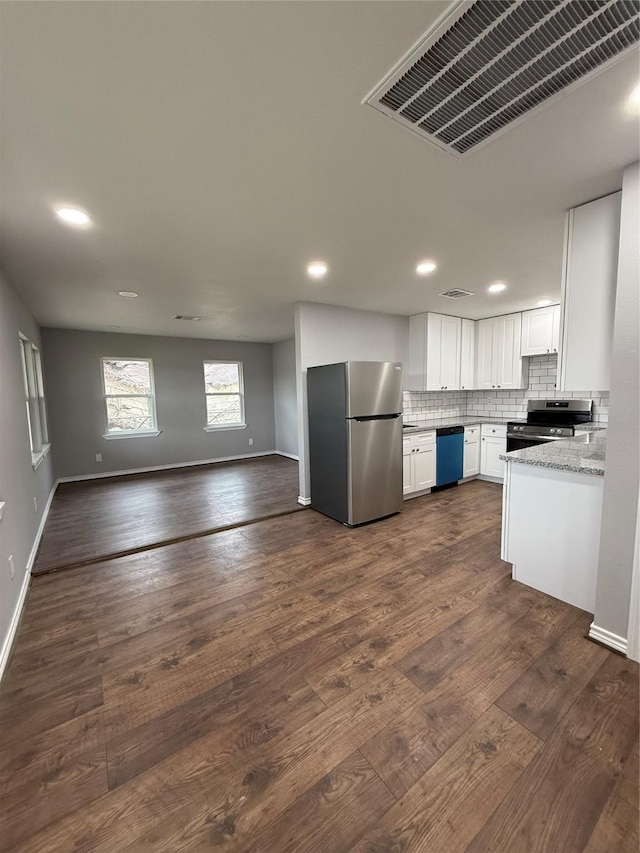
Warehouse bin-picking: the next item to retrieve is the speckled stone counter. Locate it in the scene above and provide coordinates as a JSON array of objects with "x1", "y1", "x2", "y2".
[
  {"x1": 402, "y1": 417, "x2": 509, "y2": 434},
  {"x1": 501, "y1": 429, "x2": 607, "y2": 476}
]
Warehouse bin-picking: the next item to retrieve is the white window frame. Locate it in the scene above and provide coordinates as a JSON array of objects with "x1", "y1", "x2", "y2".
[
  {"x1": 101, "y1": 357, "x2": 159, "y2": 439},
  {"x1": 203, "y1": 360, "x2": 246, "y2": 431},
  {"x1": 19, "y1": 334, "x2": 51, "y2": 469}
]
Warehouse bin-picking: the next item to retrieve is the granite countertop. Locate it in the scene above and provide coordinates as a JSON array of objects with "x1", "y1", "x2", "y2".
[
  {"x1": 501, "y1": 429, "x2": 607, "y2": 476},
  {"x1": 402, "y1": 417, "x2": 509, "y2": 434}
]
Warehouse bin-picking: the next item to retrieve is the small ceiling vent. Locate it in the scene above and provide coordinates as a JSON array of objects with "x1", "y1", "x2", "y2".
[
  {"x1": 439, "y1": 288, "x2": 475, "y2": 298},
  {"x1": 364, "y1": 0, "x2": 640, "y2": 157},
  {"x1": 174, "y1": 315, "x2": 204, "y2": 321}
]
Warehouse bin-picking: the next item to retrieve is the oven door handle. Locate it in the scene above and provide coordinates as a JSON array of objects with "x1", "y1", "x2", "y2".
[{"x1": 507, "y1": 433, "x2": 568, "y2": 441}]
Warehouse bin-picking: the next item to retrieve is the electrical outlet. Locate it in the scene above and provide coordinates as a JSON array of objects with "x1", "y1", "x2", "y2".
[
  {"x1": 95, "y1": 453, "x2": 103, "y2": 463},
  {"x1": 33, "y1": 496, "x2": 38, "y2": 513},
  {"x1": 249, "y1": 438, "x2": 254, "y2": 446},
  {"x1": 9, "y1": 554, "x2": 15, "y2": 580}
]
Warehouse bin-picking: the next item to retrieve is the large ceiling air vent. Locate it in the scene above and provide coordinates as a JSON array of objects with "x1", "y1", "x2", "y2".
[
  {"x1": 364, "y1": 0, "x2": 640, "y2": 157},
  {"x1": 439, "y1": 288, "x2": 475, "y2": 298}
]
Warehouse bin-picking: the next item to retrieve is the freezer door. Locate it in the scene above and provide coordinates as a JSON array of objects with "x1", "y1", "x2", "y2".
[
  {"x1": 347, "y1": 416, "x2": 403, "y2": 525},
  {"x1": 345, "y1": 362, "x2": 402, "y2": 418}
]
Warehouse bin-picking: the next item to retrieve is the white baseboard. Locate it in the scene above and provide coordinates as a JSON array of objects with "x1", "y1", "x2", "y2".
[
  {"x1": 276, "y1": 451, "x2": 299, "y2": 461},
  {"x1": 477, "y1": 474, "x2": 504, "y2": 484},
  {"x1": 298, "y1": 496, "x2": 312, "y2": 506},
  {"x1": 57, "y1": 450, "x2": 278, "y2": 483},
  {"x1": 27, "y1": 481, "x2": 59, "y2": 572},
  {"x1": 0, "y1": 479, "x2": 58, "y2": 682},
  {"x1": 0, "y1": 569, "x2": 31, "y2": 681},
  {"x1": 588, "y1": 622, "x2": 628, "y2": 655}
]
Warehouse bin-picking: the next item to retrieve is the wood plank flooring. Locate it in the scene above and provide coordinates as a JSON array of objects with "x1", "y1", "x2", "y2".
[
  {"x1": 33, "y1": 454, "x2": 301, "y2": 574},
  {"x1": 2, "y1": 480, "x2": 638, "y2": 852}
]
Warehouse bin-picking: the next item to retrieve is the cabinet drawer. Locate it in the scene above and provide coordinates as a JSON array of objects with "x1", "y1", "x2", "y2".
[
  {"x1": 464, "y1": 426, "x2": 480, "y2": 439},
  {"x1": 481, "y1": 424, "x2": 507, "y2": 438},
  {"x1": 404, "y1": 431, "x2": 436, "y2": 450},
  {"x1": 414, "y1": 431, "x2": 436, "y2": 446}
]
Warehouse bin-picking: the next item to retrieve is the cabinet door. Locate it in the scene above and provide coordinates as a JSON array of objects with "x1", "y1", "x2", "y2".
[
  {"x1": 460, "y1": 318, "x2": 475, "y2": 390},
  {"x1": 439, "y1": 314, "x2": 461, "y2": 390},
  {"x1": 521, "y1": 307, "x2": 553, "y2": 356},
  {"x1": 495, "y1": 313, "x2": 524, "y2": 389},
  {"x1": 463, "y1": 436, "x2": 480, "y2": 477},
  {"x1": 402, "y1": 450, "x2": 413, "y2": 495},
  {"x1": 425, "y1": 313, "x2": 443, "y2": 391},
  {"x1": 425, "y1": 313, "x2": 461, "y2": 391},
  {"x1": 559, "y1": 192, "x2": 620, "y2": 391},
  {"x1": 481, "y1": 436, "x2": 506, "y2": 479},
  {"x1": 414, "y1": 446, "x2": 436, "y2": 491},
  {"x1": 476, "y1": 318, "x2": 496, "y2": 389},
  {"x1": 407, "y1": 314, "x2": 427, "y2": 391},
  {"x1": 551, "y1": 304, "x2": 560, "y2": 354}
]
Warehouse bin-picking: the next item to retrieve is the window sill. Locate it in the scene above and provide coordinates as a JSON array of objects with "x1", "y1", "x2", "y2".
[
  {"x1": 32, "y1": 443, "x2": 51, "y2": 471},
  {"x1": 102, "y1": 430, "x2": 162, "y2": 440},
  {"x1": 204, "y1": 424, "x2": 247, "y2": 432}
]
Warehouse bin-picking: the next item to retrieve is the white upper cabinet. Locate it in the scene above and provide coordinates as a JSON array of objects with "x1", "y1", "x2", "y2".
[
  {"x1": 408, "y1": 313, "x2": 461, "y2": 391},
  {"x1": 476, "y1": 314, "x2": 526, "y2": 390},
  {"x1": 558, "y1": 192, "x2": 621, "y2": 392},
  {"x1": 521, "y1": 305, "x2": 560, "y2": 356},
  {"x1": 460, "y1": 318, "x2": 475, "y2": 390}
]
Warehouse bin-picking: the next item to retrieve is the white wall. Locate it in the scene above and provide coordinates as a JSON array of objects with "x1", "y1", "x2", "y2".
[
  {"x1": 295, "y1": 302, "x2": 408, "y2": 501},
  {"x1": 593, "y1": 161, "x2": 639, "y2": 651},
  {"x1": 0, "y1": 270, "x2": 55, "y2": 676},
  {"x1": 273, "y1": 338, "x2": 298, "y2": 458}
]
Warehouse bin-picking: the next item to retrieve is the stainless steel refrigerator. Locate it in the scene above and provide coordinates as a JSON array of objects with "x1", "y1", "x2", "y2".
[{"x1": 307, "y1": 361, "x2": 403, "y2": 526}]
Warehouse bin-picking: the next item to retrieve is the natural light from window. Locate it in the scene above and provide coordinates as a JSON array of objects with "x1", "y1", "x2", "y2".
[
  {"x1": 102, "y1": 358, "x2": 157, "y2": 435},
  {"x1": 203, "y1": 361, "x2": 245, "y2": 429}
]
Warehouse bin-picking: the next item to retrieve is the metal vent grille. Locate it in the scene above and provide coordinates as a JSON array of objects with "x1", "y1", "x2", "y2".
[
  {"x1": 365, "y1": 0, "x2": 640, "y2": 156},
  {"x1": 439, "y1": 288, "x2": 475, "y2": 298}
]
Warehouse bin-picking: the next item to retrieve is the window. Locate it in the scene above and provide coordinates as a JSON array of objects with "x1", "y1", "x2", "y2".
[
  {"x1": 101, "y1": 358, "x2": 158, "y2": 436},
  {"x1": 19, "y1": 335, "x2": 50, "y2": 468},
  {"x1": 203, "y1": 361, "x2": 245, "y2": 429}
]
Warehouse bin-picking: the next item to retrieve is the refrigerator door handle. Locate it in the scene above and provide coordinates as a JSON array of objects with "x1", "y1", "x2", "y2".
[{"x1": 352, "y1": 414, "x2": 401, "y2": 422}]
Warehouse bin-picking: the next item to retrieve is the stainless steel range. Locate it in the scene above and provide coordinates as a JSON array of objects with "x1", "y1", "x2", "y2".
[{"x1": 507, "y1": 399, "x2": 593, "y2": 452}]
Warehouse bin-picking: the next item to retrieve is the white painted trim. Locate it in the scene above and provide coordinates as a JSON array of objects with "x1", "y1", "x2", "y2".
[
  {"x1": 26, "y1": 480, "x2": 58, "y2": 573},
  {"x1": 298, "y1": 495, "x2": 311, "y2": 506},
  {"x1": 588, "y1": 622, "x2": 628, "y2": 655},
  {"x1": 102, "y1": 430, "x2": 162, "y2": 440},
  {"x1": 0, "y1": 569, "x2": 31, "y2": 681},
  {"x1": 57, "y1": 451, "x2": 278, "y2": 484},
  {"x1": 276, "y1": 451, "x2": 299, "y2": 461},
  {"x1": 627, "y1": 496, "x2": 640, "y2": 662},
  {"x1": 477, "y1": 474, "x2": 504, "y2": 484},
  {"x1": 0, "y1": 478, "x2": 58, "y2": 682}
]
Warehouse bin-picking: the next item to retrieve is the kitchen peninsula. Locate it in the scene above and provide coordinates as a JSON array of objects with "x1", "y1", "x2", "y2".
[{"x1": 501, "y1": 430, "x2": 606, "y2": 613}]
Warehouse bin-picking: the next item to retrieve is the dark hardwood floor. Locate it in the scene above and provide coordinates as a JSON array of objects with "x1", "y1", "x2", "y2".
[
  {"x1": 33, "y1": 454, "x2": 301, "y2": 574},
  {"x1": 2, "y1": 480, "x2": 638, "y2": 851}
]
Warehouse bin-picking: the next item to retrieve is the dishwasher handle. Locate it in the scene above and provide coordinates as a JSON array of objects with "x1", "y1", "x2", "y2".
[{"x1": 436, "y1": 425, "x2": 464, "y2": 437}]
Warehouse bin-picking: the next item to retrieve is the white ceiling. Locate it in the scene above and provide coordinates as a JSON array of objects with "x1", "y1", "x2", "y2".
[{"x1": 1, "y1": 1, "x2": 638, "y2": 343}]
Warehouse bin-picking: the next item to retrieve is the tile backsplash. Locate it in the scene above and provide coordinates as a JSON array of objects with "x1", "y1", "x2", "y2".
[{"x1": 403, "y1": 355, "x2": 609, "y2": 425}]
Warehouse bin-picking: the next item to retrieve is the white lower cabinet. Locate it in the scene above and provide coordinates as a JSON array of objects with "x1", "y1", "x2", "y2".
[
  {"x1": 480, "y1": 424, "x2": 507, "y2": 481},
  {"x1": 463, "y1": 425, "x2": 480, "y2": 477},
  {"x1": 403, "y1": 432, "x2": 436, "y2": 497}
]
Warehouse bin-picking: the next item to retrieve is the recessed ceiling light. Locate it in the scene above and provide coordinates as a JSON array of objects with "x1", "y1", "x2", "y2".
[
  {"x1": 118, "y1": 290, "x2": 138, "y2": 298},
  {"x1": 416, "y1": 260, "x2": 437, "y2": 275},
  {"x1": 629, "y1": 83, "x2": 640, "y2": 105},
  {"x1": 488, "y1": 282, "x2": 507, "y2": 293},
  {"x1": 537, "y1": 299, "x2": 553, "y2": 307},
  {"x1": 54, "y1": 206, "x2": 92, "y2": 227},
  {"x1": 307, "y1": 261, "x2": 328, "y2": 279}
]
